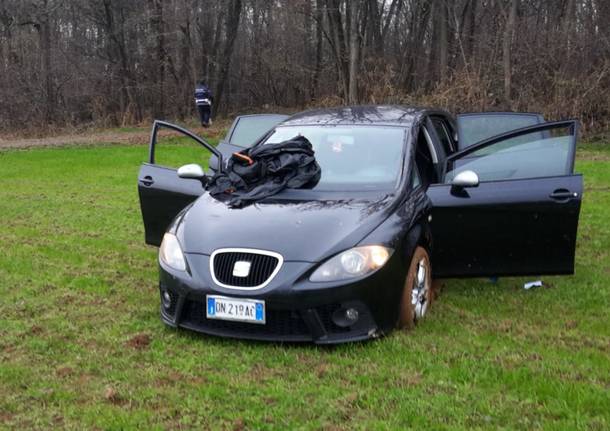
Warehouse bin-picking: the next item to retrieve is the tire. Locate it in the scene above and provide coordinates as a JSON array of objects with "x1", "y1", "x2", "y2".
[{"x1": 398, "y1": 246, "x2": 434, "y2": 329}]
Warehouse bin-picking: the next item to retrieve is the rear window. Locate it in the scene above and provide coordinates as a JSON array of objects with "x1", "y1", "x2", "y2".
[{"x1": 229, "y1": 115, "x2": 287, "y2": 147}]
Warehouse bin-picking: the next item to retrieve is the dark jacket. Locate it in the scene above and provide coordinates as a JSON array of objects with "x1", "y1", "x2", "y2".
[
  {"x1": 207, "y1": 136, "x2": 321, "y2": 208},
  {"x1": 194, "y1": 85, "x2": 213, "y2": 106}
]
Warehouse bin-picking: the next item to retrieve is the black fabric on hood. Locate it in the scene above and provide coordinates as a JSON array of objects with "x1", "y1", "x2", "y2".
[{"x1": 207, "y1": 135, "x2": 321, "y2": 208}]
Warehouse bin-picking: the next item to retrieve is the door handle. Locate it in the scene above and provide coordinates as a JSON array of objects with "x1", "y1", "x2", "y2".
[
  {"x1": 139, "y1": 176, "x2": 154, "y2": 187},
  {"x1": 549, "y1": 189, "x2": 577, "y2": 201}
]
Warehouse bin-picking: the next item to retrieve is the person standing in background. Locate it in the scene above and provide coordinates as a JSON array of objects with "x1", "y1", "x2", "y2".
[{"x1": 194, "y1": 81, "x2": 214, "y2": 127}]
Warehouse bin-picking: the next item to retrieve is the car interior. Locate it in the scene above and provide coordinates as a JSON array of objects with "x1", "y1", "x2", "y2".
[
  {"x1": 414, "y1": 127, "x2": 438, "y2": 188},
  {"x1": 430, "y1": 117, "x2": 456, "y2": 153}
]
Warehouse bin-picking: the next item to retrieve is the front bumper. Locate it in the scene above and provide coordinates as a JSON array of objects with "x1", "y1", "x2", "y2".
[
  {"x1": 158, "y1": 252, "x2": 406, "y2": 344},
  {"x1": 161, "y1": 295, "x2": 380, "y2": 344}
]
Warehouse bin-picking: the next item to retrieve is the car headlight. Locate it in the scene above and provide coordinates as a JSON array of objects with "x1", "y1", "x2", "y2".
[
  {"x1": 309, "y1": 245, "x2": 393, "y2": 282},
  {"x1": 159, "y1": 233, "x2": 186, "y2": 271}
]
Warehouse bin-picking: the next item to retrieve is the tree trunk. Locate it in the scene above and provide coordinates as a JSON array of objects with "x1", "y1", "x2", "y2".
[
  {"x1": 213, "y1": 0, "x2": 242, "y2": 114},
  {"x1": 466, "y1": 0, "x2": 477, "y2": 61},
  {"x1": 426, "y1": 0, "x2": 440, "y2": 87},
  {"x1": 563, "y1": 0, "x2": 575, "y2": 53},
  {"x1": 312, "y1": 0, "x2": 324, "y2": 100},
  {"x1": 100, "y1": 0, "x2": 140, "y2": 123},
  {"x1": 366, "y1": 0, "x2": 383, "y2": 55},
  {"x1": 178, "y1": 4, "x2": 193, "y2": 119},
  {"x1": 381, "y1": 0, "x2": 400, "y2": 41},
  {"x1": 39, "y1": 1, "x2": 54, "y2": 124},
  {"x1": 401, "y1": 0, "x2": 431, "y2": 91},
  {"x1": 597, "y1": 0, "x2": 610, "y2": 57},
  {"x1": 347, "y1": 0, "x2": 359, "y2": 104},
  {"x1": 503, "y1": 0, "x2": 518, "y2": 105},
  {"x1": 209, "y1": 8, "x2": 224, "y2": 82},
  {"x1": 326, "y1": 0, "x2": 349, "y2": 101},
  {"x1": 439, "y1": 0, "x2": 448, "y2": 82},
  {"x1": 149, "y1": 0, "x2": 165, "y2": 118}
]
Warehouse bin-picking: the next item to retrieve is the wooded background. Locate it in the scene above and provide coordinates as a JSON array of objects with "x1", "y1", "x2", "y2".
[{"x1": 1, "y1": 0, "x2": 608, "y2": 133}]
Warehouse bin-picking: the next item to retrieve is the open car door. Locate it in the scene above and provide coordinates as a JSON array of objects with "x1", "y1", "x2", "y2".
[
  {"x1": 209, "y1": 114, "x2": 289, "y2": 171},
  {"x1": 457, "y1": 112, "x2": 545, "y2": 150},
  {"x1": 138, "y1": 121, "x2": 222, "y2": 246},
  {"x1": 427, "y1": 120, "x2": 582, "y2": 278}
]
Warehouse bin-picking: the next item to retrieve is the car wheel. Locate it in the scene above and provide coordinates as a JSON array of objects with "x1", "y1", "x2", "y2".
[{"x1": 398, "y1": 246, "x2": 433, "y2": 329}]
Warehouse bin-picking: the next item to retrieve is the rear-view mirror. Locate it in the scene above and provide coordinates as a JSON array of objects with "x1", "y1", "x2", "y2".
[
  {"x1": 451, "y1": 170, "x2": 479, "y2": 188},
  {"x1": 178, "y1": 163, "x2": 205, "y2": 180}
]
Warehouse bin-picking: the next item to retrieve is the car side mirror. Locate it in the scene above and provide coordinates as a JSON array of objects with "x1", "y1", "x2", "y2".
[
  {"x1": 451, "y1": 170, "x2": 479, "y2": 188},
  {"x1": 178, "y1": 163, "x2": 205, "y2": 180}
]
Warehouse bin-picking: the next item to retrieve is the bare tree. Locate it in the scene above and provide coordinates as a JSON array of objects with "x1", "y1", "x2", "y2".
[
  {"x1": 503, "y1": 0, "x2": 518, "y2": 105},
  {"x1": 213, "y1": 0, "x2": 242, "y2": 113},
  {"x1": 438, "y1": 0, "x2": 448, "y2": 83},
  {"x1": 347, "y1": 0, "x2": 361, "y2": 104},
  {"x1": 0, "y1": 0, "x2": 607, "y2": 133},
  {"x1": 149, "y1": 0, "x2": 165, "y2": 118}
]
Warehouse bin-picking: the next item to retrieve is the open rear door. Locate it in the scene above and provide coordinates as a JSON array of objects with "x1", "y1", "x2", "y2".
[
  {"x1": 138, "y1": 121, "x2": 222, "y2": 246},
  {"x1": 457, "y1": 112, "x2": 545, "y2": 150},
  {"x1": 428, "y1": 121, "x2": 582, "y2": 278}
]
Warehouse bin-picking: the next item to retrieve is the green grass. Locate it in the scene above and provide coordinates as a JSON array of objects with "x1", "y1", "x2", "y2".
[{"x1": 0, "y1": 138, "x2": 608, "y2": 430}]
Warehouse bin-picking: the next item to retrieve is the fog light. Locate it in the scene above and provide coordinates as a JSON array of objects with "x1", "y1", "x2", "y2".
[
  {"x1": 345, "y1": 308, "x2": 359, "y2": 322},
  {"x1": 331, "y1": 306, "x2": 360, "y2": 328},
  {"x1": 161, "y1": 290, "x2": 172, "y2": 309}
]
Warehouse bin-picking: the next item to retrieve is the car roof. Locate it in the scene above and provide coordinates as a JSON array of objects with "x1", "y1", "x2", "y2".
[{"x1": 280, "y1": 105, "x2": 448, "y2": 127}]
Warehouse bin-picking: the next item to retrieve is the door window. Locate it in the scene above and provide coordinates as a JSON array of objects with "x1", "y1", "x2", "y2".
[
  {"x1": 445, "y1": 122, "x2": 576, "y2": 183},
  {"x1": 150, "y1": 122, "x2": 217, "y2": 170},
  {"x1": 154, "y1": 136, "x2": 212, "y2": 169},
  {"x1": 457, "y1": 113, "x2": 545, "y2": 150}
]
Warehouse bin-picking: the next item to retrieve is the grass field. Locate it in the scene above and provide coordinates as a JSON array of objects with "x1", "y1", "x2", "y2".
[{"x1": 0, "y1": 137, "x2": 608, "y2": 430}]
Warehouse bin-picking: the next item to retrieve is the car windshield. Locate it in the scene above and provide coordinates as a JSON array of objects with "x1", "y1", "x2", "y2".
[{"x1": 261, "y1": 125, "x2": 406, "y2": 192}]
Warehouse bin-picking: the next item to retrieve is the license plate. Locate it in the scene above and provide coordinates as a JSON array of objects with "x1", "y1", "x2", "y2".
[{"x1": 206, "y1": 295, "x2": 265, "y2": 324}]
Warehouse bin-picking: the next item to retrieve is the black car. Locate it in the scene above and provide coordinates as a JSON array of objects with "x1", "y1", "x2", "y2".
[{"x1": 137, "y1": 106, "x2": 582, "y2": 344}]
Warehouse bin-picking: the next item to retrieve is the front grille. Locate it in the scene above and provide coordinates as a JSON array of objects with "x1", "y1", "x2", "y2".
[
  {"x1": 211, "y1": 250, "x2": 280, "y2": 288},
  {"x1": 182, "y1": 299, "x2": 310, "y2": 339}
]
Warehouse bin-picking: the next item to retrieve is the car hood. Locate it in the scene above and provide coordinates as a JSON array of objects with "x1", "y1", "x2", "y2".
[{"x1": 180, "y1": 192, "x2": 397, "y2": 262}]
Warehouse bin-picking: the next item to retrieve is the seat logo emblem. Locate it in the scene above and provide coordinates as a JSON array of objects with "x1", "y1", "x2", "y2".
[{"x1": 233, "y1": 261, "x2": 251, "y2": 277}]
